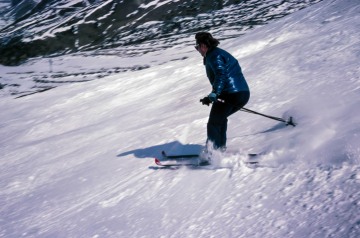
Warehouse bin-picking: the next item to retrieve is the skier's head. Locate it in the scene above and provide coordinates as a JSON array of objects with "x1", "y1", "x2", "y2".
[{"x1": 195, "y1": 32, "x2": 220, "y2": 49}]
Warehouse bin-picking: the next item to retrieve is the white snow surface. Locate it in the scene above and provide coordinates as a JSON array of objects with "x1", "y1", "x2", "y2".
[{"x1": 1, "y1": 0, "x2": 360, "y2": 237}]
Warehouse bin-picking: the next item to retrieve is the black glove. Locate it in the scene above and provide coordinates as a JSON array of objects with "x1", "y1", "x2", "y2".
[{"x1": 200, "y1": 96, "x2": 212, "y2": 106}]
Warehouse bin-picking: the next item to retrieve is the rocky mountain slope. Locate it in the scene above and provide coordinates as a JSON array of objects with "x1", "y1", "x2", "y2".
[{"x1": 0, "y1": 0, "x2": 322, "y2": 65}]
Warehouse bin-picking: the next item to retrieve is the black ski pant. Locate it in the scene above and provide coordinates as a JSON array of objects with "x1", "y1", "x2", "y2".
[{"x1": 207, "y1": 91, "x2": 250, "y2": 149}]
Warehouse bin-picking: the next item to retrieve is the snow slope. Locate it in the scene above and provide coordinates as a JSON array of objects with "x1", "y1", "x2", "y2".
[{"x1": 1, "y1": 0, "x2": 360, "y2": 237}]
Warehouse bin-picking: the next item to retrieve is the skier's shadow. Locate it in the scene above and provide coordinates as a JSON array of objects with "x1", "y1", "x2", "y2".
[
  {"x1": 230, "y1": 122, "x2": 288, "y2": 138},
  {"x1": 117, "y1": 141, "x2": 203, "y2": 160}
]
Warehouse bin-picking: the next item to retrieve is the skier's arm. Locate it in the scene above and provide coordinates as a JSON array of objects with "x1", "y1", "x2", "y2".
[{"x1": 208, "y1": 54, "x2": 227, "y2": 95}]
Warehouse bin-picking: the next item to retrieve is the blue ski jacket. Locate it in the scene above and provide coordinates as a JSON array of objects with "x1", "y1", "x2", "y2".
[{"x1": 204, "y1": 47, "x2": 249, "y2": 96}]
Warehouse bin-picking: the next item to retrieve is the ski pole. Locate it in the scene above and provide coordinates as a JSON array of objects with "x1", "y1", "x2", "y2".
[
  {"x1": 240, "y1": 107, "x2": 296, "y2": 127},
  {"x1": 200, "y1": 97, "x2": 296, "y2": 127}
]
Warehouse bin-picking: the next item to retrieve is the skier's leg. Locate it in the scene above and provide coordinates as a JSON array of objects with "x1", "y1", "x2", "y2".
[
  {"x1": 224, "y1": 91, "x2": 250, "y2": 116},
  {"x1": 214, "y1": 91, "x2": 250, "y2": 149},
  {"x1": 207, "y1": 102, "x2": 232, "y2": 149},
  {"x1": 218, "y1": 119, "x2": 228, "y2": 150}
]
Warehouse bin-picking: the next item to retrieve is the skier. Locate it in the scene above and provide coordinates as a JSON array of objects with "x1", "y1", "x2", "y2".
[{"x1": 195, "y1": 32, "x2": 250, "y2": 158}]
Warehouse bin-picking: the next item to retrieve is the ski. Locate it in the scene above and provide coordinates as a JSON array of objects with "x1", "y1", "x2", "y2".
[
  {"x1": 155, "y1": 150, "x2": 260, "y2": 168},
  {"x1": 159, "y1": 150, "x2": 210, "y2": 166},
  {"x1": 161, "y1": 150, "x2": 199, "y2": 159},
  {"x1": 154, "y1": 158, "x2": 210, "y2": 167},
  {"x1": 154, "y1": 157, "x2": 259, "y2": 169},
  {"x1": 162, "y1": 150, "x2": 259, "y2": 159}
]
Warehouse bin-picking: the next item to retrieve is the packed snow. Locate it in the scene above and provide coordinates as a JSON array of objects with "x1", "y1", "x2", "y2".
[{"x1": 0, "y1": 0, "x2": 359, "y2": 237}]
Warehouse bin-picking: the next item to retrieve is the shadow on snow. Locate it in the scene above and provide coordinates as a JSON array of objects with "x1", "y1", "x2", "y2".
[{"x1": 117, "y1": 141, "x2": 203, "y2": 160}]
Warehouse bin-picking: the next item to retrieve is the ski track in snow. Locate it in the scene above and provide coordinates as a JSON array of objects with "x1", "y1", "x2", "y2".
[{"x1": 1, "y1": 0, "x2": 360, "y2": 237}]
